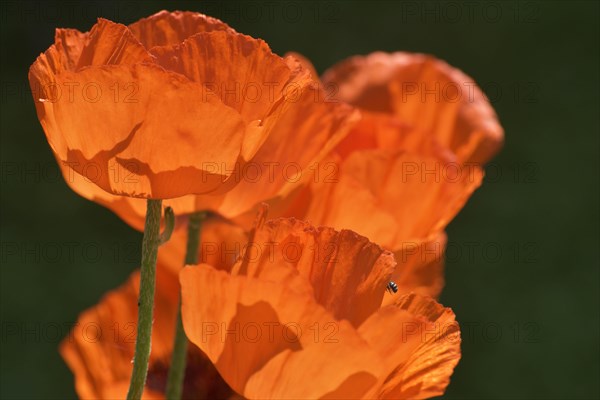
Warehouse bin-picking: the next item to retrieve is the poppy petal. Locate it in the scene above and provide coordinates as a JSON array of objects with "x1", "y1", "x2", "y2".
[
  {"x1": 29, "y1": 62, "x2": 246, "y2": 198},
  {"x1": 63, "y1": 80, "x2": 351, "y2": 227},
  {"x1": 188, "y1": 84, "x2": 358, "y2": 219},
  {"x1": 322, "y1": 52, "x2": 503, "y2": 164},
  {"x1": 359, "y1": 293, "x2": 461, "y2": 399},
  {"x1": 53, "y1": 28, "x2": 88, "y2": 72},
  {"x1": 151, "y1": 31, "x2": 295, "y2": 125},
  {"x1": 128, "y1": 10, "x2": 234, "y2": 50},
  {"x1": 304, "y1": 149, "x2": 483, "y2": 249},
  {"x1": 386, "y1": 232, "x2": 447, "y2": 302},
  {"x1": 232, "y1": 218, "x2": 396, "y2": 326},
  {"x1": 335, "y1": 111, "x2": 445, "y2": 160},
  {"x1": 180, "y1": 265, "x2": 383, "y2": 399},
  {"x1": 76, "y1": 18, "x2": 154, "y2": 68}
]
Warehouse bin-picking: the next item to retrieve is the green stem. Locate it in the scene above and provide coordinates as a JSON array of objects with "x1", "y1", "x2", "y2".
[
  {"x1": 185, "y1": 212, "x2": 204, "y2": 265},
  {"x1": 127, "y1": 199, "x2": 163, "y2": 400},
  {"x1": 165, "y1": 212, "x2": 206, "y2": 399}
]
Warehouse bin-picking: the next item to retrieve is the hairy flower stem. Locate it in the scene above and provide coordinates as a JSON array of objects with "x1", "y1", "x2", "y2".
[
  {"x1": 127, "y1": 199, "x2": 163, "y2": 400},
  {"x1": 165, "y1": 211, "x2": 206, "y2": 399}
]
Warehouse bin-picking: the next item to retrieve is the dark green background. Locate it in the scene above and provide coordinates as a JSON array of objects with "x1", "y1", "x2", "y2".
[{"x1": 1, "y1": 0, "x2": 598, "y2": 398}]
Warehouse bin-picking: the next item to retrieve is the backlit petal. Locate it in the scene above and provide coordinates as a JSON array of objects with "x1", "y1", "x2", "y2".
[
  {"x1": 232, "y1": 217, "x2": 396, "y2": 327},
  {"x1": 189, "y1": 84, "x2": 358, "y2": 219},
  {"x1": 304, "y1": 149, "x2": 483, "y2": 249},
  {"x1": 180, "y1": 265, "x2": 383, "y2": 399},
  {"x1": 128, "y1": 10, "x2": 234, "y2": 50},
  {"x1": 387, "y1": 232, "x2": 447, "y2": 302},
  {"x1": 76, "y1": 18, "x2": 154, "y2": 68},
  {"x1": 29, "y1": 62, "x2": 246, "y2": 198},
  {"x1": 151, "y1": 31, "x2": 295, "y2": 125},
  {"x1": 322, "y1": 52, "x2": 503, "y2": 164},
  {"x1": 53, "y1": 28, "x2": 88, "y2": 72},
  {"x1": 359, "y1": 293, "x2": 461, "y2": 399}
]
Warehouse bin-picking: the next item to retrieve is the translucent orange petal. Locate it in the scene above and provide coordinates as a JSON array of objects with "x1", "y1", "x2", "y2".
[
  {"x1": 359, "y1": 293, "x2": 461, "y2": 399},
  {"x1": 76, "y1": 18, "x2": 154, "y2": 68},
  {"x1": 322, "y1": 51, "x2": 503, "y2": 164},
  {"x1": 390, "y1": 232, "x2": 447, "y2": 300},
  {"x1": 151, "y1": 31, "x2": 296, "y2": 126},
  {"x1": 29, "y1": 20, "x2": 148, "y2": 199},
  {"x1": 230, "y1": 218, "x2": 395, "y2": 327},
  {"x1": 238, "y1": 153, "x2": 456, "y2": 301},
  {"x1": 128, "y1": 10, "x2": 235, "y2": 50},
  {"x1": 29, "y1": 59, "x2": 247, "y2": 198},
  {"x1": 58, "y1": 68, "x2": 356, "y2": 221},
  {"x1": 181, "y1": 219, "x2": 460, "y2": 399},
  {"x1": 335, "y1": 111, "x2": 446, "y2": 161},
  {"x1": 303, "y1": 149, "x2": 483, "y2": 249},
  {"x1": 53, "y1": 28, "x2": 88, "y2": 72},
  {"x1": 188, "y1": 83, "x2": 359, "y2": 219},
  {"x1": 180, "y1": 265, "x2": 383, "y2": 399}
]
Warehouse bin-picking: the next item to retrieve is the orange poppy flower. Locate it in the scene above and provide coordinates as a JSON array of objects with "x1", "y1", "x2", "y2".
[
  {"x1": 237, "y1": 51, "x2": 503, "y2": 299},
  {"x1": 255, "y1": 146, "x2": 480, "y2": 299},
  {"x1": 181, "y1": 217, "x2": 461, "y2": 399},
  {"x1": 321, "y1": 51, "x2": 504, "y2": 165},
  {"x1": 60, "y1": 217, "x2": 245, "y2": 399},
  {"x1": 29, "y1": 11, "x2": 357, "y2": 218}
]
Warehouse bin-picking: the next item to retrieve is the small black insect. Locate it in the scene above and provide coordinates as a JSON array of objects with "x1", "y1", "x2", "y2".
[{"x1": 386, "y1": 281, "x2": 398, "y2": 294}]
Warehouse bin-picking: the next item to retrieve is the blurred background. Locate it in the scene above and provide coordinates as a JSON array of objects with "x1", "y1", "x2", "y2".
[{"x1": 1, "y1": 0, "x2": 598, "y2": 398}]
